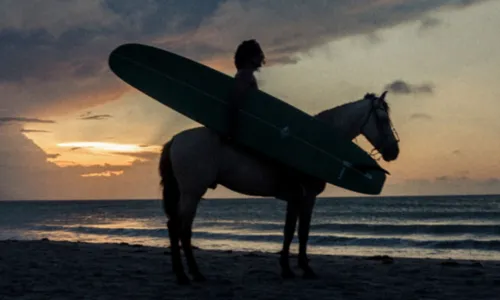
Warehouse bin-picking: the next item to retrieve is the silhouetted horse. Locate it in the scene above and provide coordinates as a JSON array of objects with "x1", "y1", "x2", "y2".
[{"x1": 159, "y1": 91, "x2": 400, "y2": 284}]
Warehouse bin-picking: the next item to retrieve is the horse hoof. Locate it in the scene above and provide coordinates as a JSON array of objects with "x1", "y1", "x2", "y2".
[
  {"x1": 281, "y1": 269, "x2": 296, "y2": 279},
  {"x1": 193, "y1": 273, "x2": 207, "y2": 282},
  {"x1": 177, "y1": 274, "x2": 191, "y2": 285},
  {"x1": 303, "y1": 270, "x2": 318, "y2": 279}
]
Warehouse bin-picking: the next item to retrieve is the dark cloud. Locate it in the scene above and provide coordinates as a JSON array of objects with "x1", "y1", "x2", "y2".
[
  {"x1": 0, "y1": 27, "x2": 119, "y2": 83},
  {"x1": 384, "y1": 80, "x2": 435, "y2": 95},
  {"x1": 442, "y1": 0, "x2": 490, "y2": 9},
  {"x1": 0, "y1": 1, "x2": 219, "y2": 117},
  {"x1": 436, "y1": 175, "x2": 468, "y2": 181},
  {"x1": 419, "y1": 17, "x2": 443, "y2": 31},
  {"x1": 0, "y1": 117, "x2": 55, "y2": 125},
  {"x1": 364, "y1": 33, "x2": 383, "y2": 44},
  {"x1": 102, "y1": 0, "x2": 220, "y2": 36},
  {"x1": 434, "y1": 175, "x2": 500, "y2": 188},
  {"x1": 109, "y1": 151, "x2": 160, "y2": 161},
  {"x1": 46, "y1": 153, "x2": 60, "y2": 159},
  {"x1": 20, "y1": 129, "x2": 51, "y2": 133},
  {"x1": 79, "y1": 113, "x2": 113, "y2": 121},
  {"x1": 58, "y1": 162, "x2": 127, "y2": 174},
  {"x1": 0, "y1": 0, "x2": 221, "y2": 85},
  {"x1": 410, "y1": 113, "x2": 433, "y2": 121},
  {"x1": 452, "y1": 149, "x2": 462, "y2": 155},
  {"x1": 175, "y1": 0, "x2": 492, "y2": 63},
  {"x1": 0, "y1": 0, "x2": 489, "y2": 119}
]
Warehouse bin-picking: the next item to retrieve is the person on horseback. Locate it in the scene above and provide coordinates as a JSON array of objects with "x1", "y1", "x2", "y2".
[
  {"x1": 223, "y1": 39, "x2": 312, "y2": 199},
  {"x1": 224, "y1": 39, "x2": 266, "y2": 140}
]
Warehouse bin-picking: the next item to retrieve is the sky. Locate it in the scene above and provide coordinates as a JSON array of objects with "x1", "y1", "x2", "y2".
[{"x1": 0, "y1": 0, "x2": 499, "y2": 200}]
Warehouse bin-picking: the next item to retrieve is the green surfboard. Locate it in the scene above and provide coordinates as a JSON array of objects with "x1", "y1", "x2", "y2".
[{"x1": 108, "y1": 43, "x2": 388, "y2": 195}]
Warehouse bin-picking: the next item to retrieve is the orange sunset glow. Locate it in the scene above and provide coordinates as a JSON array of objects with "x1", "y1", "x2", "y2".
[
  {"x1": 57, "y1": 142, "x2": 156, "y2": 152},
  {"x1": 1, "y1": 0, "x2": 499, "y2": 200}
]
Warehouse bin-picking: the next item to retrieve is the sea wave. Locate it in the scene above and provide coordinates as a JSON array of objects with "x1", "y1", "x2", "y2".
[{"x1": 30, "y1": 225, "x2": 500, "y2": 251}]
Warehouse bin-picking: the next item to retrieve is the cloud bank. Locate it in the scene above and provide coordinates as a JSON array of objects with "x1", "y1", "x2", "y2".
[{"x1": 0, "y1": 0, "x2": 488, "y2": 118}]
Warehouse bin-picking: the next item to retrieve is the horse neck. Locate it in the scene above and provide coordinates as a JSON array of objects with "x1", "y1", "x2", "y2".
[{"x1": 313, "y1": 99, "x2": 369, "y2": 140}]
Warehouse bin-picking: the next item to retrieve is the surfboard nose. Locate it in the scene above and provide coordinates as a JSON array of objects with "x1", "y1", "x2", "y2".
[
  {"x1": 108, "y1": 43, "x2": 149, "y2": 68},
  {"x1": 110, "y1": 43, "x2": 142, "y2": 56},
  {"x1": 109, "y1": 44, "x2": 131, "y2": 70}
]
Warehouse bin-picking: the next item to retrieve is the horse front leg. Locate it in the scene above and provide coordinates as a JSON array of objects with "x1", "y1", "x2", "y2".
[
  {"x1": 280, "y1": 200, "x2": 298, "y2": 279},
  {"x1": 298, "y1": 195, "x2": 318, "y2": 279},
  {"x1": 163, "y1": 181, "x2": 189, "y2": 285}
]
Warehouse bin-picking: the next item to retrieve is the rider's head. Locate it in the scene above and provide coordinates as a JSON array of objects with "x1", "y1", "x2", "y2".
[{"x1": 234, "y1": 39, "x2": 265, "y2": 71}]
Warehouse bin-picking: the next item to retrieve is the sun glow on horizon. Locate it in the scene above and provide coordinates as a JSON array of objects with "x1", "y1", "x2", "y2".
[
  {"x1": 81, "y1": 170, "x2": 125, "y2": 177},
  {"x1": 46, "y1": 142, "x2": 163, "y2": 167},
  {"x1": 57, "y1": 142, "x2": 161, "y2": 153}
]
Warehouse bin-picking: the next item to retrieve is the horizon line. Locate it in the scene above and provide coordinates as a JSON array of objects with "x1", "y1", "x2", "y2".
[{"x1": 1, "y1": 193, "x2": 499, "y2": 202}]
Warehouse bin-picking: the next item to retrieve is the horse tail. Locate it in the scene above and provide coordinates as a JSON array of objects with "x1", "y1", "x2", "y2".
[{"x1": 159, "y1": 139, "x2": 180, "y2": 219}]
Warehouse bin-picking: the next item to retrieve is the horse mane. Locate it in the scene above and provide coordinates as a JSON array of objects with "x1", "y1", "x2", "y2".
[
  {"x1": 313, "y1": 92, "x2": 390, "y2": 122},
  {"x1": 314, "y1": 100, "x2": 356, "y2": 117}
]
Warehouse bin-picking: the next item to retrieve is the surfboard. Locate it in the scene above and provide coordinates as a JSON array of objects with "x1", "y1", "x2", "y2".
[{"x1": 108, "y1": 43, "x2": 388, "y2": 195}]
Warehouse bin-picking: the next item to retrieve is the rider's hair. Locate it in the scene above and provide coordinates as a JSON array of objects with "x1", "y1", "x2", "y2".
[{"x1": 234, "y1": 39, "x2": 265, "y2": 70}]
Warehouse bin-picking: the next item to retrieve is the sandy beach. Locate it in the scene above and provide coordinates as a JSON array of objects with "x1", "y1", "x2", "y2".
[{"x1": 0, "y1": 239, "x2": 498, "y2": 300}]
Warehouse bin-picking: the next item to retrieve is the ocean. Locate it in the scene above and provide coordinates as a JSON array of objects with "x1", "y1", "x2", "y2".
[{"x1": 1, "y1": 195, "x2": 499, "y2": 261}]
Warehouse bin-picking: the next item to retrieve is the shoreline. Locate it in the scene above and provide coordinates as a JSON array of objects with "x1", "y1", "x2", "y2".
[{"x1": 1, "y1": 239, "x2": 499, "y2": 300}]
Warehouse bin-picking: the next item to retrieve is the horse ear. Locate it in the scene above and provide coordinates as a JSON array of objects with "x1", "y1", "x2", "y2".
[{"x1": 379, "y1": 91, "x2": 388, "y2": 101}]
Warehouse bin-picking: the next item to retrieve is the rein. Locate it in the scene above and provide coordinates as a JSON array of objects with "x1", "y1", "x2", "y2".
[{"x1": 359, "y1": 92, "x2": 400, "y2": 161}]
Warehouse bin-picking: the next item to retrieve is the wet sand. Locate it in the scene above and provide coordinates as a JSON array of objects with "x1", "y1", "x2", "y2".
[{"x1": 1, "y1": 239, "x2": 499, "y2": 299}]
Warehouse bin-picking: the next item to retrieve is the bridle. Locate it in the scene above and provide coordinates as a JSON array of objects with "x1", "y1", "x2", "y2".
[{"x1": 359, "y1": 92, "x2": 400, "y2": 161}]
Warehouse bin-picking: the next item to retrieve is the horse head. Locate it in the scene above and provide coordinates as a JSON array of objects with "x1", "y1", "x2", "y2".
[{"x1": 358, "y1": 91, "x2": 400, "y2": 162}]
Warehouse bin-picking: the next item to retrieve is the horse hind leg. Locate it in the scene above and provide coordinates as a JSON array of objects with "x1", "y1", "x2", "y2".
[
  {"x1": 159, "y1": 140, "x2": 190, "y2": 285},
  {"x1": 178, "y1": 192, "x2": 206, "y2": 282},
  {"x1": 164, "y1": 191, "x2": 190, "y2": 284},
  {"x1": 164, "y1": 128, "x2": 218, "y2": 283}
]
